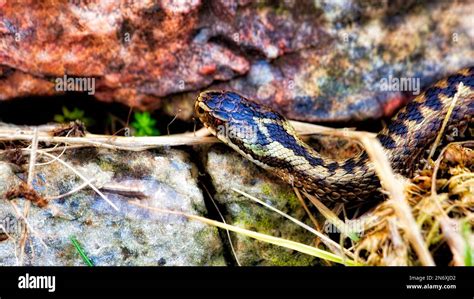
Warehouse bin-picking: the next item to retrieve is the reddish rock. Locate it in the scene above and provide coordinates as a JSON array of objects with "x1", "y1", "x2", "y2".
[
  {"x1": 0, "y1": 1, "x2": 247, "y2": 99},
  {"x1": 1, "y1": 0, "x2": 473, "y2": 123},
  {"x1": 0, "y1": 1, "x2": 325, "y2": 108},
  {"x1": 0, "y1": 67, "x2": 56, "y2": 100},
  {"x1": 165, "y1": 1, "x2": 474, "y2": 122}
]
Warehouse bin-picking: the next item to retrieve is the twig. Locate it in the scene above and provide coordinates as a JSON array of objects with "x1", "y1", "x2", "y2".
[
  {"x1": 293, "y1": 187, "x2": 321, "y2": 231},
  {"x1": 8, "y1": 200, "x2": 48, "y2": 249},
  {"x1": 0, "y1": 224, "x2": 19, "y2": 265},
  {"x1": 232, "y1": 188, "x2": 355, "y2": 259},
  {"x1": 426, "y1": 83, "x2": 464, "y2": 165},
  {"x1": 0, "y1": 132, "x2": 218, "y2": 150},
  {"x1": 35, "y1": 131, "x2": 72, "y2": 166},
  {"x1": 26, "y1": 128, "x2": 39, "y2": 186},
  {"x1": 25, "y1": 149, "x2": 119, "y2": 211},
  {"x1": 19, "y1": 128, "x2": 39, "y2": 265},
  {"x1": 0, "y1": 120, "x2": 365, "y2": 150},
  {"x1": 439, "y1": 218, "x2": 466, "y2": 266},
  {"x1": 128, "y1": 200, "x2": 360, "y2": 266},
  {"x1": 99, "y1": 183, "x2": 147, "y2": 200},
  {"x1": 167, "y1": 109, "x2": 181, "y2": 136},
  {"x1": 303, "y1": 192, "x2": 360, "y2": 242},
  {"x1": 358, "y1": 133, "x2": 435, "y2": 266},
  {"x1": 46, "y1": 178, "x2": 96, "y2": 201},
  {"x1": 289, "y1": 120, "x2": 373, "y2": 139},
  {"x1": 203, "y1": 185, "x2": 241, "y2": 266}
]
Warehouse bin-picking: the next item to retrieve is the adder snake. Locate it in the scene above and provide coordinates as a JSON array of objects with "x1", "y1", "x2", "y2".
[{"x1": 195, "y1": 67, "x2": 474, "y2": 203}]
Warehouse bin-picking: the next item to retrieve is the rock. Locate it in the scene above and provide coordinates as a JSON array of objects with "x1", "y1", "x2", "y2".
[
  {"x1": 0, "y1": 162, "x2": 20, "y2": 198},
  {"x1": 0, "y1": 148, "x2": 225, "y2": 266},
  {"x1": 0, "y1": 0, "x2": 248, "y2": 106},
  {"x1": 2, "y1": 1, "x2": 472, "y2": 122},
  {"x1": 314, "y1": 0, "x2": 421, "y2": 23},
  {"x1": 204, "y1": 144, "x2": 320, "y2": 266},
  {"x1": 165, "y1": 1, "x2": 474, "y2": 123},
  {"x1": 0, "y1": 0, "x2": 324, "y2": 108}
]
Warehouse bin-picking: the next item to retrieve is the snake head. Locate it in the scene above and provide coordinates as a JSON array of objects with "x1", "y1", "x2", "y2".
[
  {"x1": 195, "y1": 91, "x2": 231, "y2": 130},
  {"x1": 196, "y1": 89, "x2": 282, "y2": 121},
  {"x1": 195, "y1": 90, "x2": 255, "y2": 135},
  {"x1": 196, "y1": 90, "x2": 286, "y2": 140}
]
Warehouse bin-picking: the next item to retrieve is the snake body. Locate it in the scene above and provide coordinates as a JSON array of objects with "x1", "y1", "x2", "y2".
[{"x1": 195, "y1": 67, "x2": 474, "y2": 203}]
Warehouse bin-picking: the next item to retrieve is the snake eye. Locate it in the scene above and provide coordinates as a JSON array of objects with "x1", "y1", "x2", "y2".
[{"x1": 196, "y1": 106, "x2": 205, "y2": 115}]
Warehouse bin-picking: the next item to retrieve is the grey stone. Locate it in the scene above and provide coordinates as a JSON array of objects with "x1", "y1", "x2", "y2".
[
  {"x1": 0, "y1": 148, "x2": 225, "y2": 266},
  {"x1": 205, "y1": 145, "x2": 320, "y2": 266}
]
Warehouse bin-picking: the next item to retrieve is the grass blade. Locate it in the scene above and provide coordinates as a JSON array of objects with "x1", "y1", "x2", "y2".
[{"x1": 70, "y1": 236, "x2": 94, "y2": 267}]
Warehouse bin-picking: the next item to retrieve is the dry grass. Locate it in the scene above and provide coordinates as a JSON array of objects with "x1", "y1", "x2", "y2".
[
  {"x1": 353, "y1": 142, "x2": 473, "y2": 265},
  {"x1": 0, "y1": 116, "x2": 472, "y2": 266},
  {"x1": 0, "y1": 120, "x2": 352, "y2": 151}
]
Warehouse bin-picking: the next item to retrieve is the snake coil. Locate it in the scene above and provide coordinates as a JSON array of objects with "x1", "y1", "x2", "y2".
[{"x1": 195, "y1": 67, "x2": 474, "y2": 203}]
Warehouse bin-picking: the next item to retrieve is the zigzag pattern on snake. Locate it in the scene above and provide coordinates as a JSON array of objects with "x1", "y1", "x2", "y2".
[{"x1": 195, "y1": 67, "x2": 474, "y2": 203}]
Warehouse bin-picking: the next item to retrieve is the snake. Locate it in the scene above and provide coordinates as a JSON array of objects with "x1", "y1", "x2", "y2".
[{"x1": 195, "y1": 67, "x2": 474, "y2": 203}]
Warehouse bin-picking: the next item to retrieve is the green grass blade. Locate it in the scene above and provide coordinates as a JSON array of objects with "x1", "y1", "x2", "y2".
[
  {"x1": 70, "y1": 236, "x2": 94, "y2": 267},
  {"x1": 129, "y1": 201, "x2": 363, "y2": 266}
]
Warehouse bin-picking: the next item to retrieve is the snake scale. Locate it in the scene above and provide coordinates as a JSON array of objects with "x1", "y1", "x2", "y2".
[{"x1": 195, "y1": 67, "x2": 474, "y2": 203}]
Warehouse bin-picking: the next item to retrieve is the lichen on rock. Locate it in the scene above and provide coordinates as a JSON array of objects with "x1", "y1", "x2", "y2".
[
  {"x1": 0, "y1": 148, "x2": 225, "y2": 266},
  {"x1": 205, "y1": 144, "x2": 320, "y2": 266}
]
